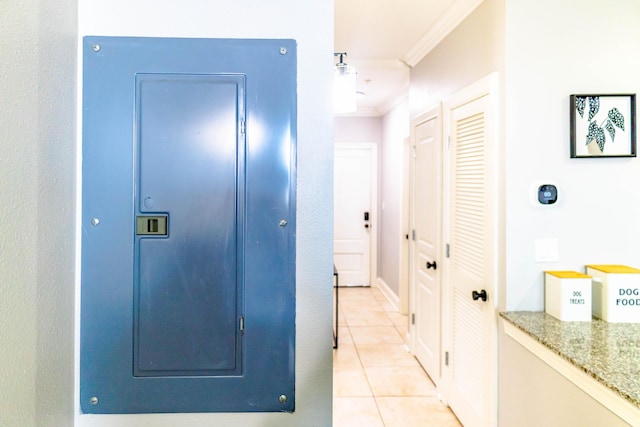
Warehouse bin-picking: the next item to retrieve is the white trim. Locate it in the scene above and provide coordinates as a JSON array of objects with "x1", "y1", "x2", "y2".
[
  {"x1": 336, "y1": 106, "x2": 379, "y2": 118},
  {"x1": 368, "y1": 144, "x2": 378, "y2": 288},
  {"x1": 502, "y1": 319, "x2": 640, "y2": 426},
  {"x1": 375, "y1": 277, "x2": 400, "y2": 312},
  {"x1": 402, "y1": 0, "x2": 484, "y2": 67},
  {"x1": 444, "y1": 71, "x2": 498, "y2": 111},
  {"x1": 348, "y1": 59, "x2": 407, "y2": 70},
  {"x1": 398, "y1": 136, "x2": 411, "y2": 316}
]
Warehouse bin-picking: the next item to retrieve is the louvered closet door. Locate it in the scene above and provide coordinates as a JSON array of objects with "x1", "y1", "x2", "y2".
[{"x1": 444, "y1": 91, "x2": 496, "y2": 427}]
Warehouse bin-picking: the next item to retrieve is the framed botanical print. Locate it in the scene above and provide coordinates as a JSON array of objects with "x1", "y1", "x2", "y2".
[{"x1": 570, "y1": 94, "x2": 636, "y2": 158}]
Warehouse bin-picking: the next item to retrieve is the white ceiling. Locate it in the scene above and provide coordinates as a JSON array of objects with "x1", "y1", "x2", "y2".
[{"x1": 334, "y1": 0, "x2": 483, "y2": 116}]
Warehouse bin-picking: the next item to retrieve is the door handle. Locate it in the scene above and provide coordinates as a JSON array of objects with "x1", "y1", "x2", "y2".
[
  {"x1": 426, "y1": 261, "x2": 437, "y2": 270},
  {"x1": 472, "y1": 289, "x2": 487, "y2": 302},
  {"x1": 364, "y1": 224, "x2": 369, "y2": 229}
]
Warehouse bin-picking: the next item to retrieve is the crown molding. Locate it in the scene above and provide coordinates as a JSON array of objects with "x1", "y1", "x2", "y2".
[
  {"x1": 335, "y1": 105, "x2": 380, "y2": 118},
  {"x1": 402, "y1": 0, "x2": 484, "y2": 67},
  {"x1": 348, "y1": 59, "x2": 407, "y2": 70}
]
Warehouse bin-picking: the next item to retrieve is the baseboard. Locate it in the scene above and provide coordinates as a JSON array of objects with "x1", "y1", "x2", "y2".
[{"x1": 374, "y1": 277, "x2": 400, "y2": 311}]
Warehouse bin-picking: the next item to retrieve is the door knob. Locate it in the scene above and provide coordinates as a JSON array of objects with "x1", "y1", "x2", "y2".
[
  {"x1": 364, "y1": 224, "x2": 369, "y2": 228},
  {"x1": 472, "y1": 289, "x2": 487, "y2": 301},
  {"x1": 426, "y1": 261, "x2": 437, "y2": 270}
]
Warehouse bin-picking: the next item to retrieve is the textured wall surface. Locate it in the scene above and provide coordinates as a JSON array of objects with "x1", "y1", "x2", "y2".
[
  {"x1": 0, "y1": 3, "x2": 39, "y2": 424},
  {"x1": 34, "y1": 0, "x2": 77, "y2": 425},
  {"x1": 0, "y1": 0, "x2": 77, "y2": 426}
]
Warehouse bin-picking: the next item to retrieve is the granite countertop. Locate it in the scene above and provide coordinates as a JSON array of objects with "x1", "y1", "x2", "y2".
[{"x1": 500, "y1": 311, "x2": 640, "y2": 409}]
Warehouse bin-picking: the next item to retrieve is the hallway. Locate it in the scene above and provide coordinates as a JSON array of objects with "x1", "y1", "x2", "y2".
[{"x1": 332, "y1": 286, "x2": 462, "y2": 426}]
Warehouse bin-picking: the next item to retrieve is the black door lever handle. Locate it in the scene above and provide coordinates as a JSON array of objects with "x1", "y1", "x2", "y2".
[
  {"x1": 472, "y1": 289, "x2": 488, "y2": 301},
  {"x1": 426, "y1": 261, "x2": 437, "y2": 270}
]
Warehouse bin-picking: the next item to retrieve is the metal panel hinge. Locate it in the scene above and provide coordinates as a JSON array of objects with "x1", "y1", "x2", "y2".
[
  {"x1": 240, "y1": 120, "x2": 245, "y2": 134},
  {"x1": 445, "y1": 351, "x2": 449, "y2": 366},
  {"x1": 411, "y1": 230, "x2": 416, "y2": 241},
  {"x1": 411, "y1": 146, "x2": 417, "y2": 158},
  {"x1": 411, "y1": 313, "x2": 415, "y2": 325},
  {"x1": 446, "y1": 243, "x2": 450, "y2": 258},
  {"x1": 447, "y1": 135, "x2": 451, "y2": 149},
  {"x1": 239, "y1": 317, "x2": 245, "y2": 331}
]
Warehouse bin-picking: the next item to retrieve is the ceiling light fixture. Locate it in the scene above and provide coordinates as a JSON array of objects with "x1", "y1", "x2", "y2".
[{"x1": 333, "y1": 52, "x2": 357, "y2": 114}]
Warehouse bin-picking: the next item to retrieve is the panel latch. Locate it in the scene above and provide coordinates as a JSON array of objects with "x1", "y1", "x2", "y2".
[{"x1": 136, "y1": 215, "x2": 168, "y2": 235}]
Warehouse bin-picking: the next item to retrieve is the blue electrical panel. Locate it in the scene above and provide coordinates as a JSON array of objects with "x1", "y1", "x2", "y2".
[{"x1": 81, "y1": 37, "x2": 296, "y2": 414}]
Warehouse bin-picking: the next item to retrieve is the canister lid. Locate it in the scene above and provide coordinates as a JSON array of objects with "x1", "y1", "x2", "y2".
[
  {"x1": 586, "y1": 265, "x2": 640, "y2": 274},
  {"x1": 545, "y1": 271, "x2": 591, "y2": 279}
]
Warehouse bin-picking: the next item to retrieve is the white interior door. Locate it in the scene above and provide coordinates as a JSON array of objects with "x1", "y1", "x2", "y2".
[
  {"x1": 441, "y1": 75, "x2": 498, "y2": 427},
  {"x1": 410, "y1": 107, "x2": 442, "y2": 385},
  {"x1": 334, "y1": 144, "x2": 376, "y2": 286}
]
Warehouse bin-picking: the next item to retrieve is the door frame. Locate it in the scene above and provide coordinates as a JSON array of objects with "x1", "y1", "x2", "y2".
[
  {"x1": 334, "y1": 142, "x2": 378, "y2": 287},
  {"x1": 399, "y1": 137, "x2": 411, "y2": 315}
]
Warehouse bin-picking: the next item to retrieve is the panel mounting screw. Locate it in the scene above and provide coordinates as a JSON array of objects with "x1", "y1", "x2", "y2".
[
  {"x1": 92, "y1": 44, "x2": 101, "y2": 52},
  {"x1": 90, "y1": 396, "x2": 99, "y2": 405},
  {"x1": 279, "y1": 47, "x2": 287, "y2": 55},
  {"x1": 279, "y1": 219, "x2": 288, "y2": 227},
  {"x1": 279, "y1": 394, "x2": 288, "y2": 403},
  {"x1": 91, "y1": 218, "x2": 100, "y2": 226}
]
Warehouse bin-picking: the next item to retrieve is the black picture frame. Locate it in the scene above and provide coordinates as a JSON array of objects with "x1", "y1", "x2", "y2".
[{"x1": 570, "y1": 94, "x2": 636, "y2": 158}]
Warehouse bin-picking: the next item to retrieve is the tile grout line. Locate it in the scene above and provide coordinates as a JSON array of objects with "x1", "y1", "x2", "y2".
[
  {"x1": 335, "y1": 287, "x2": 463, "y2": 426},
  {"x1": 358, "y1": 289, "x2": 388, "y2": 426},
  {"x1": 340, "y1": 287, "x2": 387, "y2": 426}
]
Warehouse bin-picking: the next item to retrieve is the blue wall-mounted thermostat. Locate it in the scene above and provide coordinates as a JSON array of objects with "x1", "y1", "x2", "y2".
[
  {"x1": 81, "y1": 36, "x2": 296, "y2": 414},
  {"x1": 537, "y1": 184, "x2": 558, "y2": 205}
]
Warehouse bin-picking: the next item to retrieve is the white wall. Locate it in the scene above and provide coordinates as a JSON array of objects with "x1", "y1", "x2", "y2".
[
  {"x1": 503, "y1": 0, "x2": 640, "y2": 310},
  {"x1": 77, "y1": 1, "x2": 334, "y2": 426},
  {"x1": 0, "y1": 1, "x2": 77, "y2": 426},
  {"x1": 378, "y1": 99, "x2": 410, "y2": 295},
  {"x1": 0, "y1": 5, "x2": 39, "y2": 425},
  {"x1": 334, "y1": 116, "x2": 382, "y2": 144},
  {"x1": 410, "y1": 0, "x2": 504, "y2": 119}
]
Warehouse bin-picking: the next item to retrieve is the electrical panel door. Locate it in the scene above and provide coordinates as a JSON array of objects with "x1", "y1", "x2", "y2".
[{"x1": 81, "y1": 37, "x2": 296, "y2": 414}]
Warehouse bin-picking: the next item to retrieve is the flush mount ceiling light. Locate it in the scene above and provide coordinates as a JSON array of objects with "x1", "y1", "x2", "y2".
[{"x1": 333, "y1": 52, "x2": 357, "y2": 114}]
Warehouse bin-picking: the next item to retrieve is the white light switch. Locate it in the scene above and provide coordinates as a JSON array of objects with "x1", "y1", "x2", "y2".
[{"x1": 535, "y1": 238, "x2": 559, "y2": 262}]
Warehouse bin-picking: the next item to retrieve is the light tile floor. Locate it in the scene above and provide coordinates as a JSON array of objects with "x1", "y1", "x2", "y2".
[{"x1": 333, "y1": 286, "x2": 462, "y2": 427}]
